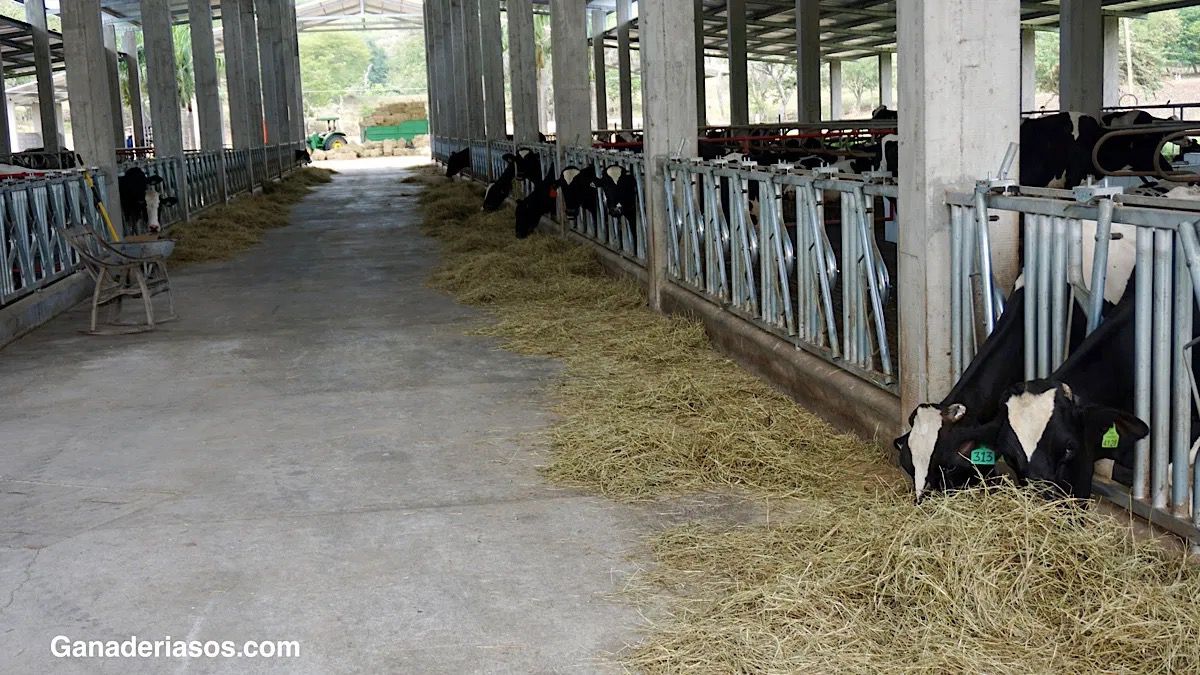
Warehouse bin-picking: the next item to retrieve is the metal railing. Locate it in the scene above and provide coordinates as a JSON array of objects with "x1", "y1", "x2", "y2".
[
  {"x1": 949, "y1": 183, "x2": 1200, "y2": 541},
  {"x1": 663, "y1": 157, "x2": 897, "y2": 390},
  {"x1": 1, "y1": 141, "x2": 310, "y2": 308},
  {"x1": 1, "y1": 172, "x2": 111, "y2": 307},
  {"x1": 562, "y1": 145, "x2": 647, "y2": 264}
]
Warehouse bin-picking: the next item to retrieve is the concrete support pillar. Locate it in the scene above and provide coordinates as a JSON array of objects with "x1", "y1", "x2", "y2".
[
  {"x1": 1060, "y1": 0, "x2": 1104, "y2": 118},
  {"x1": 616, "y1": 0, "x2": 634, "y2": 129},
  {"x1": 508, "y1": 0, "x2": 539, "y2": 142},
  {"x1": 62, "y1": 0, "x2": 122, "y2": 227},
  {"x1": 239, "y1": 0, "x2": 266, "y2": 146},
  {"x1": 449, "y1": 0, "x2": 469, "y2": 138},
  {"x1": 141, "y1": 0, "x2": 186, "y2": 201},
  {"x1": 1021, "y1": 27, "x2": 1037, "y2": 111},
  {"x1": 642, "y1": 0, "x2": 698, "y2": 309},
  {"x1": 189, "y1": 0, "x2": 224, "y2": 152},
  {"x1": 123, "y1": 31, "x2": 146, "y2": 146},
  {"x1": 103, "y1": 26, "x2": 125, "y2": 148},
  {"x1": 695, "y1": 0, "x2": 707, "y2": 126},
  {"x1": 426, "y1": 0, "x2": 447, "y2": 137},
  {"x1": 0, "y1": 53, "x2": 10, "y2": 154},
  {"x1": 4, "y1": 100, "x2": 14, "y2": 153},
  {"x1": 796, "y1": 0, "x2": 821, "y2": 122},
  {"x1": 828, "y1": 60, "x2": 842, "y2": 119},
  {"x1": 591, "y1": 9, "x2": 608, "y2": 132},
  {"x1": 1103, "y1": 16, "x2": 1121, "y2": 107},
  {"x1": 282, "y1": 1, "x2": 305, "y2": 142},
  {"x1": 879, "y1": 52, "x2": 894, "y2": 110},
  {"x1": 26, "y1": 0, "x2": 59, "y2": 151},
  {"x1": 550, "y1": 0, "x2": 591, "y2": 149},
  {"x1": 897, "y1": 0, "x2": 1020, "y2": 410},
  {"x1": 223, "y1": 0, "x2": 252, "y2": 148},
  {"x1": 256, "y1": 0, "x2": 286, "y2": 146},
  {"x1": 480, "y1": 0, "x2": 506, "y2": 139},
  {"x1": 462, "y1": 0, "x2": 485, "y2": 139},
  {"x1": 727, "y1": 0, "x2": 749, "y2": 126}
]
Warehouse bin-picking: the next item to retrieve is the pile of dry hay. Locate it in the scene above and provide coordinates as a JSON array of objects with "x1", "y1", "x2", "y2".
[
  {"x1": 168, "y1": 167, "x2": 335, "y2": 264},
  {"x1": 415, "y1": 173, "x2": 1200, "y2": 673}
]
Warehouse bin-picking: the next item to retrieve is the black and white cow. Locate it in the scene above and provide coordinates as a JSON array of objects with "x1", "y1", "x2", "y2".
[
  {"x1": 514, "y1": 167, "x2": 556, "y2": 239},
  {"x1": 118, "y1": 167, "x2": 178, "y2": 234},
  {"x1": 558, "y1": 165, "x2": 599, "y2": 221},
  {"x1": 482, "y1": 154, "x2": 516, "y2": 212},
  {"x1": 990, "y1": 291, "x2": 1149, "y2": 499},
  {"x1": 1019, "y1": 112, "x2": 1105, "y2": 189},
  {"x1": 593, "y1": 165, "x2": 640, "y2": 250},
  {"x1": 896, "y1": 288, "x2": 1034, "y2": 501},
  {"x1": 513, "y1": 147, "x2": 542, "y2": 182},
  {"x1": 445, "y1": 147, "x2": 471, "y2": 178}
]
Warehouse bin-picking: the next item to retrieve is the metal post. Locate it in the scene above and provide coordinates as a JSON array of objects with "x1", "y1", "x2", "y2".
[{"x1": 695, "y1": 0, "x2": 707, "y2": 126}]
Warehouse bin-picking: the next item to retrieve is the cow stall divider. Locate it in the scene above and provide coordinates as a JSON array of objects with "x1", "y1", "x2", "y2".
[
  {"x1": 1, "y1": 141, "x2": 310, "y2": 309},
  {"x1": 950, "y1": 182, "x2": 1200, "y2": 544},
  {"x1": 0, "y1": 171, "x2": 112, "y2": 306},
  {"x1": 663, "y1": 157, "x2": 896, "y2": 391},
  {"x1": 561, "y1": 146, "x2": 648, "y2": 265}
]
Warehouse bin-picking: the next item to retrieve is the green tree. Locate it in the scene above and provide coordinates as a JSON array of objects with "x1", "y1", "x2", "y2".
[
  {"x1": 841, "y1": 58, "x2": 880, "y2": 113},
  {"x1": 385, "y1": 34, "x2": 428, "y2": 95},
  {"x1": 366, "y1": 39, "x2": 390, "y2": 88},
  {"x1": 299, "y1": 32, "x2": 372, "y2": 109},
  {"x1": 1167, "y1": 8, "x2": 1200, "y2": 72}
]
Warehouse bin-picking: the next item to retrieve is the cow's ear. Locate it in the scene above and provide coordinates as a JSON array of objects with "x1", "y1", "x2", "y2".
[
  {"x1": 502, "y1": 153, "x2": 516, "y2": 162},
  {"x1": 1083, "y1": 406, "x2": 1149, "y2": 459},
  {"x1": 942, "y1": 403, "x2": 967, "y2": 424}
]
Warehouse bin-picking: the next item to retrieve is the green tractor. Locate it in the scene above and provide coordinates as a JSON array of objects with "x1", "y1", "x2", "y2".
[{"x1": 307, "y1": 117, "x2": 350, "y2": 152}]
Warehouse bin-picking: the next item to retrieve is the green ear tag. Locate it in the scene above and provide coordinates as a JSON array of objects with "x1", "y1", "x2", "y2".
[
  {"x1": 1102, "y1": 425, "x2": 1121, "y2": 449},
  {"x1": 970, "y1": 446, "x2": 996, "y2": 466}
]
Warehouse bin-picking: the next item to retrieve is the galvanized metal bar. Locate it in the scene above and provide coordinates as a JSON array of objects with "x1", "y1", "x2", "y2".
[
  {"x1": 974, "y1": 189, "x2": 998, "y2": 334},
  {"x1": 951, "y1": 205, "x2": 964, "y2": 380},
  {"x1": 1151, "y1": 229, "x2": 1174, "y2": 509},
  {"x1": 1051, "y1": 216, "x2": 1068, "y2": 370},
  {"x1": 1134, "y1": 227, "x2": 1154, "y2": 501},
  {"x1": 1172, "y1": 235, "x2": 1194, "y2": 514}
]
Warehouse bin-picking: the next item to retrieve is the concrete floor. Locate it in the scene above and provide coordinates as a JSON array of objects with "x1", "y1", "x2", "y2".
[{"x1": 0, "y1": 157, "x2": 665, "y2": 673}]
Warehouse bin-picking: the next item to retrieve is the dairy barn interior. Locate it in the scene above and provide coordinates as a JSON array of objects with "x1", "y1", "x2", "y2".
[{"x1": 6, "y1": 0, "x2": 1200, "y2": 671}]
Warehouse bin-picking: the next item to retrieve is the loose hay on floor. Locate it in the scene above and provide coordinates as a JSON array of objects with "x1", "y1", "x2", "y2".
[
  {"x1": 416, "y1": 178, "x2": 886, "y2": 499},
  {"x1": 414, "y1": 176, "x2": 1200, "y2": 674},
  {"x1": 169, "y1": 167, "x2": 335, "y2": 264},
  {"x1": 628, "y1": 486, "x2": 1200, "y2": 674}
]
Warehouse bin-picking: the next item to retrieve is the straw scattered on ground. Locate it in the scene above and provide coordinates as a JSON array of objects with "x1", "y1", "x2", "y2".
[
  {"x1": 417, "y1": 173, "x2": 886, "y2": 500},
  {"x1": 169, "y1": 167, "x2": 335, "y2": 264},
  {"x1": 414, "y1": 172, "x2": 1200, "y2": 674},
  {"x1": 627, "y1": 486, "x2": 1200, "y2": 674}
]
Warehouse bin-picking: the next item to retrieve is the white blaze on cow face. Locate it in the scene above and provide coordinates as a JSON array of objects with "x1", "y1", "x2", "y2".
[
  {"x1": 1004, "y1": 387, "x2": 1060, "y2": 461},
  {"x1": 561, "y1": 167, "x2": 581, "y2": 185},
  {"x1": 1068, "y1": 111, "x2": 1085, "y2": 140},
  {"x1": 145, "y1": 185, "x2": 162, "y2": 231},
  {"x1": 908, "y1": 406, "x2": 946, "y2": 499},
  {"x1": 605, "y1": 166, "x2": 623, "y2": 182}
]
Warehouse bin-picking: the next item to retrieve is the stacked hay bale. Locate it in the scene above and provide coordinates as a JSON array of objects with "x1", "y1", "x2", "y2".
[{"x1": 361, "y1": 100, "x2": 426, "y2": 128}]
